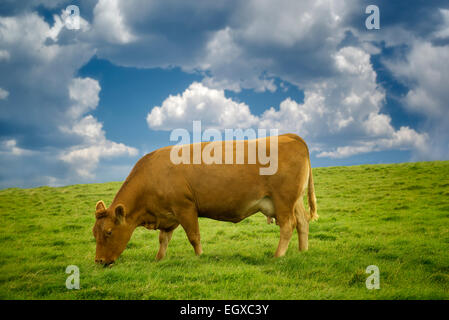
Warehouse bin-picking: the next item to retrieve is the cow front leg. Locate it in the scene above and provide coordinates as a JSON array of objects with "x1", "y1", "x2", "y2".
[
  {"x1": 156, "y1": 228, "x2": 176, "y2": 261},
  {"x1": 183, "y1": 220, "x2": 203, "y2": 256},
  {"x1": 174, "y1": 205, "x2": 203, "y2": 256}
]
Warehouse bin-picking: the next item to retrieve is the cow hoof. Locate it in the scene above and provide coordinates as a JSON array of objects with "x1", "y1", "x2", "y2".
[{"x1": 274, "y1": 252, "x2": 286, "y2": 258}]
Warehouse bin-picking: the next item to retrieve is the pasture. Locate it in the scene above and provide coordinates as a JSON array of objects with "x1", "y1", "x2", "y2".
[{"x1": 0, "y1": 161, "x2": 448, "y2": 299}]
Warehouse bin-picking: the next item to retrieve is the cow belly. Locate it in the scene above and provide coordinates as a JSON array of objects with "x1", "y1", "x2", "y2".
[
  {"x1": 244, "y1": 196, "x2": 275, "y2": 217},
  {"x1": 198, "y1": 196, "x2": 275, "y2": 223}
]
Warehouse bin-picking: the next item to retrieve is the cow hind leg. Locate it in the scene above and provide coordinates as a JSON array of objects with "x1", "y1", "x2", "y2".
[
  {"x1": 294, "y1": 200, "x2": 309, "y2": 251},
  {"x1": 156, "y1": 227, "x2": 177, "y2": 261},
  {"x1": 274, "y1": 207, "x2": 296, "y2": 257}
]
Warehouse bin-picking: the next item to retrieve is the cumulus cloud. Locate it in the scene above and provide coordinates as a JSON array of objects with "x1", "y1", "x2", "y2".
[
  {"x1": 0, "y1": 139, "x2": 34, "y2": 156},
  {"x1": 383, "y1": 40, "x2": 449, "y2": 159},
  {"x1": 200, "y1": 27, "x2": 277, "y2": 92},
  {"x1": 189, "y1": 0, "x2": 361, "y2": 92},
  {"x1": 147, "y1": 47, "x2": 428, "y2": 159},
  {"x1": 59, "y1": 77, "x2": 138, "y2": 178},
  {"x1": 91, "y1": 0, "x2": 135, "y2": 44},
  {"x1": 258, "y1": 47, "x2": 387, "y2": 139},
  {"x1": 147, "y1": 82, "x2": 258, "y2": 130},
  {"x1": 60, "y1": 115, "x2": 138, "y2": 178},
  {"x1": 317, "y1": 127, "x2": 428, "y2": 158},
  {"x1": 0, "y1": 12, "x2": 94, "y2": 132},
  {"x1": 67, "y1": 77, "x2": 101, "y2": 119},
  {"x1": 0, "y1": 12, "x2": 138, "y2": 187},
  {"x1": 385, "y1": 41, "x2": 449, "y2": 119},
  {"x1": 86, "y1": 0, "x2": 237, "y2": 70},
  {"x1": 83, "y1": 0, "x2": 438, "y2": 160},
  {"x1": 265, "y1": 46, "x2": 428, "y2": 158},
  {"x1": 199, "y1": 0, "x2": 356, "y2": 91},
  {"x1": 47, "y1": 7, "x2": 90, "y2": 42},
  {"x1": 83, "y1": 0, "x2": 359, "y2": 92}
]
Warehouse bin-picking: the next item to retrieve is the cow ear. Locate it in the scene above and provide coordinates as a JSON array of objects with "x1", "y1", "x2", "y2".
[
  {"x1": 115, "y1": 204, "x2": 125, "y2": 224},
  {"x1": 96, "y1": 200, "x2": 106, "y2": 213}
]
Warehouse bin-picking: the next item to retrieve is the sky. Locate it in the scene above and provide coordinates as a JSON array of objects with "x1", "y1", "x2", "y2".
[{"x1": 0, "y1": 0, "x2": 448, "y2": 189}]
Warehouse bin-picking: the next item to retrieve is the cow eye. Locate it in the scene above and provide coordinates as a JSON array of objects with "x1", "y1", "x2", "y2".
[{"x1": 105, "y1": 230, "x2": 112, "y2": 237}]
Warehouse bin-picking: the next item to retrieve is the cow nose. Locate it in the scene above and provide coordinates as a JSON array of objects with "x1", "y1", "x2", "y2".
[{"x1": 95, "y1": 258, "x2": 104, "y2": 264}]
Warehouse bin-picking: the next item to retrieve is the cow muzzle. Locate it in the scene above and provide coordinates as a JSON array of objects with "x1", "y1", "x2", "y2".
[{"x1": 95, "y1": 258, "x2": 114, "y2": 266}]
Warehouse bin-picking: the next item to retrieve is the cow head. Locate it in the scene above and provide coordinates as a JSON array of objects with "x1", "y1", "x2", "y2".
[{"x1": 92, "y1": 200, "x2": 133, "y2": 266}]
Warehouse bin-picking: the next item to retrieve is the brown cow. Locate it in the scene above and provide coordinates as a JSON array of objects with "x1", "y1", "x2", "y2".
[{"x1": 92, "y1": 133, "x2": 317, "y2": 265}]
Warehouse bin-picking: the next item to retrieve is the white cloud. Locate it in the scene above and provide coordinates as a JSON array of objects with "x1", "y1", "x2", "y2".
[
  {"x1": 91, "y1": 0, "x2": 136, "y2": 44},
  {"x1": 0, "y1": 13, "x2": 60, "y2": 62},
  {"x1": 75, "y1": 0, "x2": 442, "y2": 163},
  {"x1": 82, "y1": 0, "x2": 447, "y2": 165},
  {"x1": 0, "y1": 87, "x2": 9, "y2": 100},
  {"x1": 384, "y1": 40, "x2": 449, "y2": 159},
  {"x1": 60, "y1": 122, "x2": 138, "y2": 178},
  {"x1": 0, "y1": 12, "x2": 95, "y2": 127},
  {"x1": 0, "y1": 139, "x2": 34, "y2": 156},
  {"x1": 200, "y1": 27, "x2": 277, "y2": 92},
  {"x1": 67, "y1": 77, "x2": 101, "y2": 119},
  {"x1": 195, "y1": 0, "x2": 356, "y2": 92},
  {"x1": 386, "y1": 41, "x2": 449, "y2": 119},
  {"x1": 147, "y1": 47, "x2": 427, "y2": 159},
  {"x1": 261, "y1": 47, "x2": 427, "y2": 157},
  {"x1": 47, "y1": 9, "x2": 90, "y2": 42},
  {"x1": 258, "y1": 47, "x2": 392, "y2": 140},
  {"x1": 434, "y1": 9, "x2": 449, "y2": 39},
  {"x1": 83, "y1": 0, "x2": 359, "y2": 93},
  {"x1": 0, "y1": 13, "x2": 138, "y2": 186},
  {"x1": 236, "y1": 0, "x2": 344, "y2": 47},
  {"x1": 317, "y1": 127, "x2": 428, "y2": 158},
  {"x1": 60, "y1": 78, "x2": 138, "y2": 178},
  {"x1": 147, "y1": 82, "x2": 258, "y2": 130}
]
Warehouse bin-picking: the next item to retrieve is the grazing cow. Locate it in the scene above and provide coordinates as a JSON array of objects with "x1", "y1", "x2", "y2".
[{"x1": 92, "y1": 133, "x2": 317, "y2": 265}]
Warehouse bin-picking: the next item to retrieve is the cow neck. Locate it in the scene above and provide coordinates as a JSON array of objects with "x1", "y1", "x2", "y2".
[{"x1": 110, "y1": 178, "x2": 142, "y2": 227}]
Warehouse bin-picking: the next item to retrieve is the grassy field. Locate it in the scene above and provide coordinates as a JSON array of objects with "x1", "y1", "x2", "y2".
[{"x1": 0, "y1": 161, "x2": 448, "y2": 299}]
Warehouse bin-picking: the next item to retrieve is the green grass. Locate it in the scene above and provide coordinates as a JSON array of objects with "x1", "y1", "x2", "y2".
[{"x1": 1, "y1": 161, "x2": 448, "y2": 299}]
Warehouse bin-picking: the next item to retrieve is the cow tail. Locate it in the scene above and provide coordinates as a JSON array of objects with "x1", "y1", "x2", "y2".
[{"x1": 307, "y1": 159, "x2": 318, "y2": 221}]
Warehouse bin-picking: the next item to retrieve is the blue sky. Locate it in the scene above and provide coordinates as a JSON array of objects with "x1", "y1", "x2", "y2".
[{"x1": 0, "y1": 0, "x2": 448, "y2": 188}]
